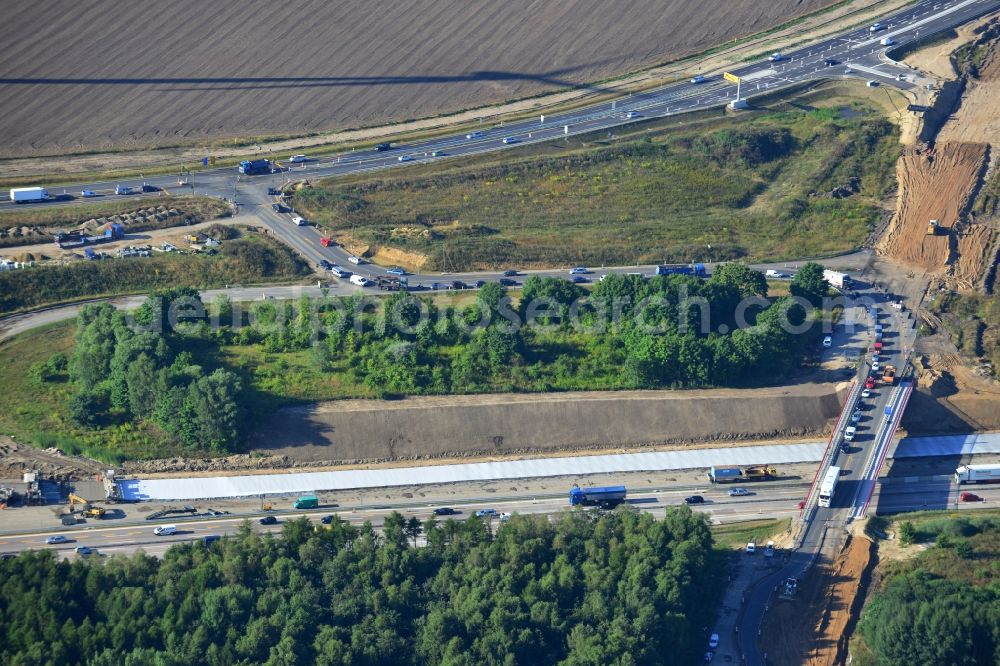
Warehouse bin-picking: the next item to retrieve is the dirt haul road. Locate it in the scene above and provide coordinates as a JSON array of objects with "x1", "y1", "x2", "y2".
[
  {"x1": 761, "y1": 535, "x2": 876, "y2": 666},
  {"x1": 0, "y1": 0, "x2": 834, "y2": 158},
  {"x1": 247, "y1": 384, "x2": 847, "y2": 465}
]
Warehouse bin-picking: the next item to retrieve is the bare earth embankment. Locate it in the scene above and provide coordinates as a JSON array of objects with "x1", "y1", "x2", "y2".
[
  {"x1": 877, "y1": 142, "x2": 989, "y2": 271},
  {"x1": 247, "y1": 384, "x2": 847, "y2": 465},
  {"x1": 763, "y1": 535, "x2": 876, "y2": 666},
  {"x1": 0, "y1": 0, "x2": 834, "y2": 158}
]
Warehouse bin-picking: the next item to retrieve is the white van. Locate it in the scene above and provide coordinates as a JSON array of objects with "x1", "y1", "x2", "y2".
[
  {"x1": 765, "y1": 269, "x2": 786, "y2": 279},
  {"x1": 349, "y1": 274, "x2": 371, "y2": 287},
  {"x1": 153, "y1": 525, "x2": 177, "y2": 536}
]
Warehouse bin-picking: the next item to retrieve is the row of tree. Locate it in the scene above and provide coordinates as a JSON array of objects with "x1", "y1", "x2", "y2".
[
  {"x1": 0, "y1": 508, "x2": 723, "y2": 666},
  {"x1": 246, "y1": 263, "x2": 829, "y2": 395}
]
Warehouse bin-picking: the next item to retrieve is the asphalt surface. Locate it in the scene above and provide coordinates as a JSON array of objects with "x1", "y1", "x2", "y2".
[
  {"x1": 3, "y1": 469, "x2": 994, "y2": 562},
  {"x1": 736, "y1": 276, "x2": 917, "y2": 665},
  {"x1": 4, "y1": 0, "x2": 999, "y2": 290}
]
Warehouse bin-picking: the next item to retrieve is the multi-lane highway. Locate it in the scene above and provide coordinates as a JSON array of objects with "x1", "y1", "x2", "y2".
[
  {"x1": 5, "y1": 0, "x2": 999, "y2": 286},
  {"x1": 737, "y1": 276, "x2": 918, "y2": 665},
  {"x1": 3, "y1": 466, "x2": 993, "y2": 561}
]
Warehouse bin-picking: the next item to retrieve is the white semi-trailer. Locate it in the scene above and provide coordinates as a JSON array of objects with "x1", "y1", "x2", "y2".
[
  {"x1": 9, "y1": 187, "x2": 50, "y2": 203},
  {"x1": 818, "y1": 466, "x2": 841, "y2": 507},
  {"x1": 823, "y1": 269, "x2": 850, "y2": 289},
  {"x1": 955, "y1": 464, "x2": 1000, "y2": 485}
]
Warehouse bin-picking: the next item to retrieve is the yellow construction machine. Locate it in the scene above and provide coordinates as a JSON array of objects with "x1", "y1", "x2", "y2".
[{"x1": 68, "y1": 493, "x2": 107, "y2": 519}]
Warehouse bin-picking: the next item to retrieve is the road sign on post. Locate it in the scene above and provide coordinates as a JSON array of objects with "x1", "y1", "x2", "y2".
[{"x1": 723, "y1": 72, "x2": 747, "y2": 110}]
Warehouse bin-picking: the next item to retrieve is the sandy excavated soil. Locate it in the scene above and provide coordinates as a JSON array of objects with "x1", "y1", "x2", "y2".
[
  {"x1": 1, "y1": 0, "x2": 838, "y2": 158},
  {"x1": 763, "y1": 535, "x2": 875, "y2": 666},
  {"x1": 877, "y1": 142, "x2": 989, "y2": 271},
  {"x1": 247, "y1": 383, "x2": 847, "y2": 464},
  {"x1": 938, "y1": 20, "x2": 1000, "y2": 147},
  {"x1": 908, "y1": 353, "x2": 1000, "y2": 432}
]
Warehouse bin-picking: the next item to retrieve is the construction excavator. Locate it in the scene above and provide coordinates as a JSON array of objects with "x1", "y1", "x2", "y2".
[{"x1": 68, "y1": 493, "x2": 106, "y2": 519}]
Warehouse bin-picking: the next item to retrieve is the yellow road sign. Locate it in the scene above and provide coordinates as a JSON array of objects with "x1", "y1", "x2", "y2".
[{"x1": 723, "y1": 72, "x2": 741, "y2": 84}]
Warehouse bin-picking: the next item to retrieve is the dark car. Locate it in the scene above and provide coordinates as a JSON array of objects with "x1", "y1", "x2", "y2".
[
  {"x1": 141, "y1": 182, "x2": 160, "y2": 193},
  {"x1": 499, "y1": 278, "x2": 517, "y2": 286},
  {"x1": 433, "y1": 507, "x2": 458, "y2": 516},
  {"x1": 259, "y1": 516, "x2": 278, "y2": 525},
  {"x1": 376, "y1": 142, "x2": 392, "y2": 152},
  {"x1": 571, "y1": 276, "x2": 589, "y2": 284},
  {"x1": 824, "y1": 58, "x2": 839, "y2": 66},
  {"x1": 431, "y1": 282, "x2": 445, "y2": 290},
  {"x1": 503, "y1": 269, "x2": 519, "y2": 277},
  {"x1": 475, "y1": 280, "x2": 487, "y2": 288},
  {"x1": 320, "y1": 515, "x2": 334, "y2": 524},
  {"x1": 202, "y1": 535, "x2": 221, "y2": 545},
  {"x1": 451, "y1": 280, "x2": 468, "y2": 290},
  {"x1": 267, "y1": 187, "x2": 281, "y2": 196},
  {"x1": 271, "y1": 202, "x2": 290, "y2": 213},
  {"x1": 684, "y1": 495, "x2": 705, "y2": 505}
]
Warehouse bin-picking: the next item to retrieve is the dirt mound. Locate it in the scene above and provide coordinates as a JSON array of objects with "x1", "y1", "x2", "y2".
[
  {"x1": 247, "y1": 383, "x2": 847, "y2": 465},
  {"x1": 371, "y1": 245, "x2": 429, "y2": 272},
  {"x1": 904, "y1": 353, "x2": 1000, "y2": 433},
  {"x1": 0, "y1": 436, "x2": 105, "y2": 481},
  {"x1": 877, "y1": 142, "x2": 989, "y2": 271},
  {"x1": 762, "y1": 535, "x2": 875, "y2": 666}
]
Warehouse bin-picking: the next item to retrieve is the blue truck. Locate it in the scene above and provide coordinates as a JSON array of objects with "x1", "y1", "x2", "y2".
[
  {"x1": 569, "y1": 485, "x2": 627, "y2": 507},
  {"x1": 238, "y1": 159, "x2": 272, "y2": 175},
  {"x1": 708, "y1": 466, "x2": 743, "y2": 483},
  {"x1": 55, "y1": 223, "x2": 125, "y2": 250},
  {"x1": 655, "y1": 263, "x2": 706, "y2": 277}
]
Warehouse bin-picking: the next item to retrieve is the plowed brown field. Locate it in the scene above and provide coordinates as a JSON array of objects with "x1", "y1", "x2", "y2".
[
  {"x1": 0, "y1": 0, "x2": 833, "y2": 157},
  {"x1": 877, "y1": 142, "x2": 988, "y2": 270}
]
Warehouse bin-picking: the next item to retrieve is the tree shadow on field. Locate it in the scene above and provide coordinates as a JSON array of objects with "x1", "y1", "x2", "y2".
[{"x1": 0, "y1": 61, "x2": 619, "y2": 94}]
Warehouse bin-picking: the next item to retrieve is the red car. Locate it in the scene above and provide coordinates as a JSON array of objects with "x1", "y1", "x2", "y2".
[
  {"x1": 960, "y1": 492, "x2": 982, "y2": 502},
  {"x1": 865, "y1": 377, "x2": 876, "y2": 389}
]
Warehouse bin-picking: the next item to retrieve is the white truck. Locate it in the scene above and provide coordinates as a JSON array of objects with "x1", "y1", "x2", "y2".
[
  {"x1": 823, "y1": 269, "x2": 850, "y2": 289},
  {"x1": 765, "y1": 269, "x2": 786, "y2": 279},
  {"x1": 349, "y1": 274, "x2": 372, "y2": 287},
  {"x1": 9, "y1": 187, "x2": 50, "y2": 203},
  {"x1": 955, "y1": 464, "x2": 1000, "y2": 485}
]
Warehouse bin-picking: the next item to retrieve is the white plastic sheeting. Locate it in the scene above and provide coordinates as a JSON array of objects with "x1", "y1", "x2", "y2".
[
  {"x1": 892, "y1": 432, "x2": 1000, "y2": 458},
  {"x1": 117, "y1": 442, "x2": 828, "y2": 501},
  {"x1": 116, "y1": 433, "x2": 1000, "y2": 501}
]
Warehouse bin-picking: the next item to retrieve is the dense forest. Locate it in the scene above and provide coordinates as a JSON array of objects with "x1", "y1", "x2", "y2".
[
  {"x1": 63, "y1": 289, "x2": 245, "y2": 453},
  {"x1": 857, "y1": 514, "x2": 1000, "y2": 665},
  {"x1": 0, "y1": 509, "x2": 723, "y2": 666}
]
